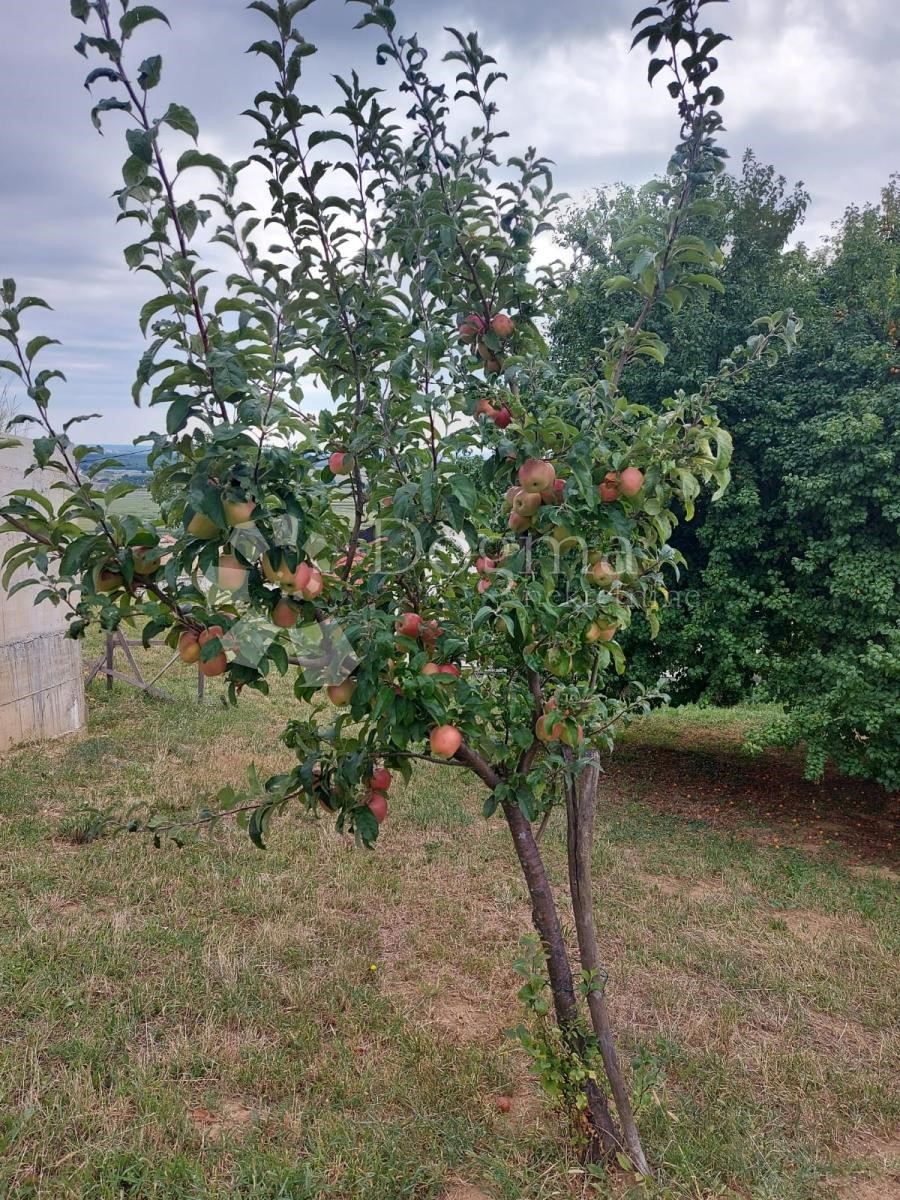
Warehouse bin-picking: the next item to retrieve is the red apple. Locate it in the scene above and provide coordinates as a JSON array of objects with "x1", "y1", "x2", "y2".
[
  {"x1": 492, "y1": 406, "x2": 512, "y2": 429},
  {"x1": 422, "y1": 662, "x2": 442, "y2": 676},
  {"x1": 178, "y1": 631, "x2": 201, "y2": 664},
  {"x1": 198, "y1": 625, "x2": 225, "y2": 648},
  {"x1": 216, "y1": 553, "x2": 247, "y2": 591},
  {"x1": 329, "y1": 451, "x2": 353, "y2": 475},
  {"x1": 367, "y1": 792, "x2": 389, "y2": 824},
  {"x1": 513, "y1": 490, "x2": 542, "y2": 516},
  {"x1": 199, "y1": 652, "x2": 228, "y2": 678},
  {"x1": 459, "y1": 313, "x2": 486, "y2": 344},
  {"x1": 186, "y1": 511, "x2": 219, "y2": 539},
  {"x1": 327, "y1": 679, "x2": 357, "y2": 706},
  {"x1": 430, "y1": 725, "x2": 462, "y2": 758},
  {"x1": 518, "y1": 459, "x2": 556, "y2": 495},
  {"x1": 618, "y1": 467, "x2": 645, "y2": 497},
  {"x1": 371, "y1": 767, "x2": 392, "y2": 791},
  {"x1": 395, "y1": 612, "x2": 422, "y2": 639},
  {"x1": 262, "y1": 552, "x2": 296, "y2": 588},
  {"x1": 475, "y1": 397, "x2": 497, "y2": 419},
  {"x1": 94, "y1": 565, "x2": 123, "y2": 593},
  {"x1": 300, "y1": 567, "x2": 324, "y2": 601},
  {"x1": 133, "y1": 546, "x2": 162, "y2": 576},
  {"x1": 586, "y1": 621, "x2": 617, "y2": 643},
  {"x1": 223, "y1": 496, "x2": 256, "y2": 526},
  {"x1": 437, "y1": 664, "x2": 460, "y2": 678},
  {"x1": 490, "y1": 313, "x2": 515, "y2": 339},
  {"x1": 475, "y1": 556, "x2": 497, "y2": 575},
  {"x1": 536, "y1": 714, "x2": 563, "y2": 744},
  {"x1": 477, "y1": 342, "x2": 503, "y2": 374},
  {"x1": 273, "y1": 598, "x2": 299, "y2": 628},
  {"x1": 599, "y1": 472, "x2": 620, "y2": 503},
  {"x1": 508, "y1": 511, "x2": 532, "y2": 532},
  {"x1": 587, "y1": 559, "x2": 618, "y2": 587},
  {"x1": 477, "y1": 577, "x2": 493, "y2": 594}
]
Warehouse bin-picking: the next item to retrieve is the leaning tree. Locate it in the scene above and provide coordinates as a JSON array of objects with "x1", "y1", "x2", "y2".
[{"x1": 0, "y1": 0, "x2": 795, "y2": 1172}]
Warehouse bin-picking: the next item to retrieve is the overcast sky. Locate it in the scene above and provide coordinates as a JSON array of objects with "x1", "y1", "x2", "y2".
[{"x1": 1, "y1": 0, "x2": 898, "y2": 443}]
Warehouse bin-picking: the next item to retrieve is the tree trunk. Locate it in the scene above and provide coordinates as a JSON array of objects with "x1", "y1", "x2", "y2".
[
  {"x1": 502, "y1": 797, "x2": 622, "y2": 1160},
  {"x1": 564, "y1": 751, "x2": 649, "y2": 1176}
]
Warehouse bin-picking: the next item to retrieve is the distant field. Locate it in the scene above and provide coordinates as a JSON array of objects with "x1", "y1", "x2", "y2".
[{"x1": 106, "y1": 487, "x2": 161, "y2": 521}]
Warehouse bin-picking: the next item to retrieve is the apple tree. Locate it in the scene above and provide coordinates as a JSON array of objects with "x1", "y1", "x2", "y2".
[{"x1": 0, "y1": 0, "x2": 796, "y2": 1171}]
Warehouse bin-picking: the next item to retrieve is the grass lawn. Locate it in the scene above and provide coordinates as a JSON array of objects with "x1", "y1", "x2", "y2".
[{"x1": 0, "y1": 641, "x2": 896, "y2": 1199}]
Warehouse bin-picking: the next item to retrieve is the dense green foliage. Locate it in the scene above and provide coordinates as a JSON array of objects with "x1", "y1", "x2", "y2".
[{"x1": 554, "y1": 162, "x2": 900, "y2": 789}]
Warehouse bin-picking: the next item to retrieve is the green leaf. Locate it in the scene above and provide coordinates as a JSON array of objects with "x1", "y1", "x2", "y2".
[
  {"x1": 123, "y1": 243, "x2": 145, "y2": 268},
  {"x1": 120, "y1": 6, "x2": 171, "y2": 39},
  {"x1": 122, "y1": 155, "x2": 149, "y2": 186},
  {"x1": 176, "y1": 149, "x2": 228, "y2": 179},
  {"x1": 209, "y1": 350, "x2": 248, "y2": 397},
  {"x1": 691, "y1": 272, "x2": 726, "y2": 293},
  {"x1": 448, "y1": 474, "x2": 477, "y2": 510},
  {"x1": 161, "y1": 103, "x2": 198, "y2": 141},
  {"x1": 84, "y1": 67, "x2": 121, "y2": 90},
  {"x1": 91, "y1": 97, "x2": 132, "y2": 131},
  {"x1": 126, "y1": 127, "x2": 154, "y2": 164},
  {"x1": 165, "y1": 395, "x2": 195, "y2": 434},
  {"x1": 70, "y1": 0, "x2": 91, "y2": 20},
  {"x1": 137, "y1": 55, "x2": 163, "y2": 89},
  {"x1": 139, "y1": 294, "x2": 177, "y2": 334},
  {"x1": 25, "y1": 336, "x2": 60, "y2": 363},
  {"x1": 354, "y1": 805, "x2": 379, "y2": 849},
  {"x1": 248, "y1": 804, "x2": 269, "y2": 850}
]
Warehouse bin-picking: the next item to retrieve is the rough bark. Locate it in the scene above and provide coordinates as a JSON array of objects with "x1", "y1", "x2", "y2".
[
  {"x1": 501, "y1": 796, "x2": 621, "y2": 1159},
  {"x1": 565, "y1": 750, "x2": 649, "y2": 1176}
]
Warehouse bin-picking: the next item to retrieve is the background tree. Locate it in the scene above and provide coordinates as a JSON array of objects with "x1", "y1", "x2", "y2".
[
  {"x1": 0, "y1": 0, "x2": 795, "y2": 1171},
  {"x1": 553, "y1": 156, "x2": 899, "y2": 789}
]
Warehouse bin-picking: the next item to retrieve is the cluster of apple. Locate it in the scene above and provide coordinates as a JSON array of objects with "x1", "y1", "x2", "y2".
[
  {"x1": 395, "y1": 612, "x2": 460, "y2": 679},
  {"x1": 474, "y1": 396, "x2": 512, "y2": 429},
  {"x1": 599, "y1": 467, "x2": 644, "y2": 503},
  {"x1": 177, "y1": 623, "x2": 228, "y2": 677},
  {"x1": 93, "y1": 542, "x2": 167, "y2": 592},
  {"x1": 505, "y1": 458, "x2": 564, "y2": 533},
  {"x1": 459, "y1": 310, "x2": 515, "y2": 377},
  {"x1": 364, "y1": 765, "x2": 392, "y2": 824},
  {"x1": 535, "y1": 696, "x2": 584, "y2": 747}
]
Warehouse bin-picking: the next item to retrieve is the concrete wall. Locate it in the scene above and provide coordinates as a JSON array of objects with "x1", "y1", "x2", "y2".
[{"x1": 0, "y1": 438, "x2": 86, "y2": 753}]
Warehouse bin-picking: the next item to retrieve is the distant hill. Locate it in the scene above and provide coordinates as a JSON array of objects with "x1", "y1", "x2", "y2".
[{"x1": 85, "y1": 444, "x2": 152, "y2": 472}]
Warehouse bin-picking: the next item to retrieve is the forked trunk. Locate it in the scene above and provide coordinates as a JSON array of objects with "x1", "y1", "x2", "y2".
[
  {"x1": 501, "y1": 798, "x2": 622, "y2": 1160},
  {"x1": 564, "y1": 751, "x2": 649, "y2": 1176}
]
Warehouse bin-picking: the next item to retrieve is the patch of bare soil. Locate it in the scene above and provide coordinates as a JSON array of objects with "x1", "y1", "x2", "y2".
[
  {"x1": 189, "y1": 1098, "x2": 256, "y2": 1141},
  {"x1": 442, "y1": 1187, "x2": 494, "y2": 1200},
  {"x1": 608, "y1": 739, "x2": 899, "y2": 865},
  {"x1": 376, "y1": 915, "x2": 507, "y2": 1043},
  {"x1": 632, "y1": 872, "x2": 729, "y2": 904},
  {"x1": 779, "y1": 909, "x2": 870, "y2": 945},
  {"x1": 805, "y1": 1010, "x2": 886, "y2": 1064},
  {"x1": 836, "y1": 1129, "x2": 900, "y2": 1199},
  {"x1": 838, "y1": 1178, "x2": 900, "y2": 1200}
]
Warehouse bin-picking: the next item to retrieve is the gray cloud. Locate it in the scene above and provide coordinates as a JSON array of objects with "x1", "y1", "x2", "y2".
[{"x1": 1, "y1": 0, "x2": 897, "y2": 442}]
